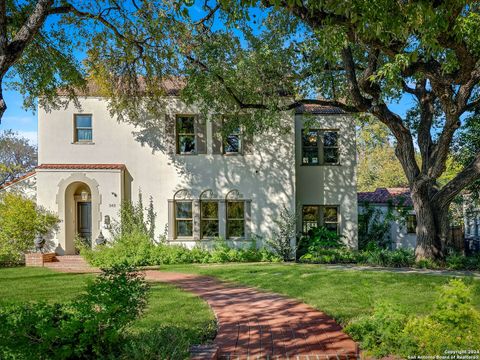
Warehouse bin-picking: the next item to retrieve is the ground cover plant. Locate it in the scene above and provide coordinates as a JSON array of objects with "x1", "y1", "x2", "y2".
[{"x1": 0, "y1": 267, "x2": 215, "y2": 360}]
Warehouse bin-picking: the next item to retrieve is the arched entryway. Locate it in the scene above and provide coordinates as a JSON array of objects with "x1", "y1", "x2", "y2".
[
  {"x1": 56, "y1": 174, "x2": 101, "y2": 255},
  {"x1": 65, "y1": 182, "x2": 92, "y2": 247}
]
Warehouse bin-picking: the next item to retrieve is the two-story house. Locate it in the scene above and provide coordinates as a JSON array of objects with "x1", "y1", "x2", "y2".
[{"x1": 27, "y1": 82, "x2": 358, "y2": 254}]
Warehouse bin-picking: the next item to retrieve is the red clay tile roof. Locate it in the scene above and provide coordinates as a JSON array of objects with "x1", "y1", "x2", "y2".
[
  {"x1": 358, "y1": 187, "x2": 413, "y2": 207},
  {"x1": 37, "y1": 164, "x2": 126, "y2": 170},
  {"x1": 295, "y1": 103, "x2": 346, "y2": 115},
  {"x1": 56, "y1": 77, "x2": 185, "y2": 96},
  {"x1": 0, "y1": 171, "x2": 36, "y2": 190}
]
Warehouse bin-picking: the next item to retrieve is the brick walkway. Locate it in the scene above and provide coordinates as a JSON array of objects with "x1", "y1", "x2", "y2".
[{"x1": 144, "y1": 271, "x2": 358, "y2": 359}]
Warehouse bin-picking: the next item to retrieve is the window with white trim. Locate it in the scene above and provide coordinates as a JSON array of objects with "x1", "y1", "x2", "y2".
[{"x1": 74, "y1": 114, "x2": 93, "y2": 142}]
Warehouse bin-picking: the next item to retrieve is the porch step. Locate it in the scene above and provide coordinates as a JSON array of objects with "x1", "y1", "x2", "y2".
[{"x1": 43, "y1": 255, "x2": 97, "y2": 273}]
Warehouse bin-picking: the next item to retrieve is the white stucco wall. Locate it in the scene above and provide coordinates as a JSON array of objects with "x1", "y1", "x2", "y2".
[
  {"x1": 295, "y1": 114, "x2": 358, "y2": 248},
  {"x1": 37, "y1": 97, "x2": 296, "y2": 251}
]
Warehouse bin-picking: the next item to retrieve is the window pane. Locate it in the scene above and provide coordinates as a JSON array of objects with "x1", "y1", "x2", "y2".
[
  {"x1": 227, "y1": 201, "x2": 244, "y2": 219},
  {"x1": 178, "y1": 135, "x2": 196, "y2": 153},
  {"x1": 302, "y1": 130, "x2": 318, "y2": 147},
  {"x1": 227, "y1": 220, "x2": 245, "y2": 237},
  {"x1": 324, "y1": 207, "x2": 338, "y2": 222},
  {"x1": 176, "y1": 220, "x2": 193, "y2": 237},
  {"x1": 76, "y1": 129, "x2": 92, "y2": 141},
  {"x1": 324, "y1": 147, "x2": 339, "y2": 164},
  {"x1": 325, "y1": 223, "x2": 338, "y2": 232},
  {"x1": 201, "y1": 220, "x2": 219, "y2": 238},
  {"x1": 75, "y1": 115, "x2": 92, "y2": 128},
  {"x1": 324, "y1": 131, "x2": 338, "y2": 147},
  {"x1": 177, "y1": 117, "x2": 195, "y2": 133},
  {"x1": 302, "y1": 206, "x2": 319, "y2": 232},
  {"x1": 302, "y1": 206, "x2": 319, "y2": 221},
  {"x1": 176, "y1": 202, "x2": 192, "y2": 218},
  {"x1": 201, "y1": 202, "x2": 218, "y2": 219},
  {"x1": 224, "y1": 134, "x2": 240, "y2": 153},
  {"x1": 303, "y1": 148, "x2": 319, "y2": 164}
]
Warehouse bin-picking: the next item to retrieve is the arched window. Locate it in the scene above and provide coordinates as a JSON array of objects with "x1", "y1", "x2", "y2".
[
  {"x1": 200, "y1": 190, "x2": 219, "y2": 239},
  {"x1": 173, "y1": 189, "x2": 193, "y2": 238},
  {"x1": 225, "y1": 190, "x2": 245, "y2": 238}
]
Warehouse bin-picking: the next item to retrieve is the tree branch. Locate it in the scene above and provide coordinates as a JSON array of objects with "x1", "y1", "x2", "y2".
[
  {"x1": 0, "y1": 0, "x2": 7, "y2": 57},
  {"x1": 433, "y1": 152, "x2": 480, "y2": 208},
  {"x1": 5, "y1": 0, "x2": 54, "y2": 66}
]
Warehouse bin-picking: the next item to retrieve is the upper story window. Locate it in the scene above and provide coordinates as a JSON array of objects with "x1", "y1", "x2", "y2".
[
  {"x1": 224, "y1": 127, "x2": 242, "y2": 154},
  {"x1": 302, "y1": 205, "x2": 339, "y2": 233},
  {"x1": 74, "y1": 114, "x2": 93, "y2": 142},
  {"x1": 176, "y1": 116, "x2": 196, "y2": 154},
  {"x1": 201, "y1": 201, "x2": 219, "y2": 238},
  {"x1": 175, "y1": 201, "x2": 193, "y2": 238},
  {"x1": 227, "y1": 201, "x2": 245, "y2": 238},
  {"x1": 302, "y1": 129, "x2": 339, "y2": 165}
]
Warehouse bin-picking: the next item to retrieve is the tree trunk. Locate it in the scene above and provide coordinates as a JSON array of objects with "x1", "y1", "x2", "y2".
[
  {"x1": 411, "y1": 184, "x2": 450, "y2": 261},
  {"x1": 0, "y1": 78, "x2": 5, "y2": 123}
]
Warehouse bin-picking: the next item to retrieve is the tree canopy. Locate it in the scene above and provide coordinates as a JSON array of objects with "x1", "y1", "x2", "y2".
[
  {"x1": 3, "y1": 0, "x2": 480, "y2": 259},
  {"x1": 0, "y1": 130, "x2": 37, "y2": 187}
]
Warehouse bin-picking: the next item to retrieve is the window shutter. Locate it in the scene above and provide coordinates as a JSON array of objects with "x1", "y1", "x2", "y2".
[
  {"x1": 212, "y1": 115, "x2": 223, "y2": 154},
  {"x1": 165, "y1": 114, "x2": 176, "y2": 155},
  {"x1": 195, "y1": 115, "x2": 207, "y2": 154},
  {"x1": 242, "y1": 132, "x2": 254, "y2": 155}
]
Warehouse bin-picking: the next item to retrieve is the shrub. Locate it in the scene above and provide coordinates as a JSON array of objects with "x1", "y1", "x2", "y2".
[
  {"x1": 358, "y1": 247, "x2": 415, "y2": 268},
  {"x1": 297, "y1": 226, "x2": 343, "y2": 259},
  {"x1": 82, "y1": 233, "x2": 280, "y2": 267},
  {"x1": 346, "y1": 302, "x2": 412, "y2": 357},
  {"x1": 264, "y1": 207, "x2": 297, "y2": 261},
  {"x1": 299, "y1": 248, "x2": 359, "y2": 264},
  {"x1": 0, "y1": 192, "x2": 59, "y2": 265},
  {"x1": 0, "y1": 264, "x2": 148, "y2": 359},
  {"x1": 346, "y1": 279, "x2": 480, "y2": 357}
]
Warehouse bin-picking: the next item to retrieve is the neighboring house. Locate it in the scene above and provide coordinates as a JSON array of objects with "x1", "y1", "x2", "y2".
[
  {"x1": 357, "y1": 187, "x2": 417, "y2": 249},
  {"x1": 0, "y1": 171, "x2": 37, "y2": 199},
  {"x1": 463, "y1": 198, "x2": 480, "y2": 253},
  {"x1": 34, "y1": 81, "x2": 357, "y2": 255}
]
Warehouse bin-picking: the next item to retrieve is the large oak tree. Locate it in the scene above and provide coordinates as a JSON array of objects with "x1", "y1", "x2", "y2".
[{"x1": 4, "y1": 0, "x2": 480, "y2": 260}]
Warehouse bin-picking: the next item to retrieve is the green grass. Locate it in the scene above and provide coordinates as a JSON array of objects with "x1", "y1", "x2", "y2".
[
  {"x1": 161, "y1": 263, "x2": 480, "y2": 324},
  {"x1": 0, "y1": 267, "x2": 216, "y2": 359}
]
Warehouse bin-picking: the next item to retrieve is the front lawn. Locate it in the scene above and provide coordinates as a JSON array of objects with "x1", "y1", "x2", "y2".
[
  {"x1": 162, "y1": 263, "x2": 480, "y2": 324},
  {"x1": 0, "y1": 267, "x2": 216, "y2": 359}
]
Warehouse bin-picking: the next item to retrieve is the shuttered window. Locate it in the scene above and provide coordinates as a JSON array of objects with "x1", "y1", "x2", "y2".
[{"x1": 176, "y1": 116, "x2": 196, "y2": 154}]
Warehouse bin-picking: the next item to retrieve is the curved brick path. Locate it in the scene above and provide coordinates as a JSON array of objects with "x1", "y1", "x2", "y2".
[{"x1": 144, "y1": 271, "x2": 358, "y2": 359}]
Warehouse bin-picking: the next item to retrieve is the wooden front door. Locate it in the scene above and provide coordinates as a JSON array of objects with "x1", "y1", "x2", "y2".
[{"x1": 77, "y1": 202, "x2": 92, "y2": 245}]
